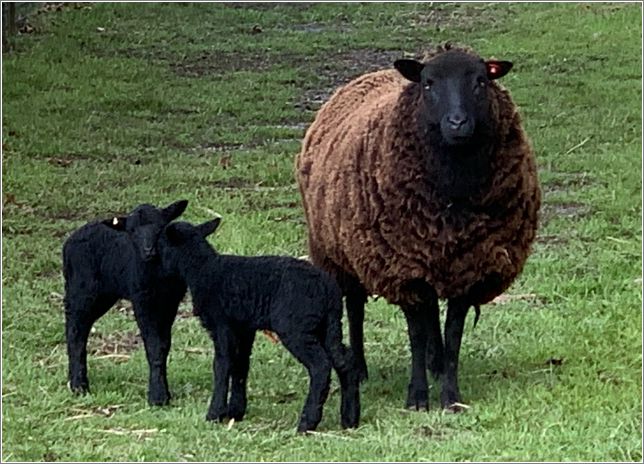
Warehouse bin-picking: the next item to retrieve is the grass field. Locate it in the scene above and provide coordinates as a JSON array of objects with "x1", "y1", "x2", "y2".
[{"x1": 2, "y1": 2, "x2": 642, "y2": 461}]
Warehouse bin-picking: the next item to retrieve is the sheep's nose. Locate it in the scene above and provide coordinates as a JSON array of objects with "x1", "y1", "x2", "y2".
[
  {"x1": 143, "y1": 246, "x2": 156, "y2": 257},
  {"x1": 446, "y1": 113, "x2": 469, "y2": 130}
]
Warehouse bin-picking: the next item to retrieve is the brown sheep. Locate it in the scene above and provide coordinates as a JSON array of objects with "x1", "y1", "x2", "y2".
[{"x1": 296, "y1": 43, "x2": 541, "y2": 412}]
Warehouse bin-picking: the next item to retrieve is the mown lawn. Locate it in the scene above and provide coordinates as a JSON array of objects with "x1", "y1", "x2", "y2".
[{"x1": 2, "y1": 2, "x2": 642, "y2": 461}]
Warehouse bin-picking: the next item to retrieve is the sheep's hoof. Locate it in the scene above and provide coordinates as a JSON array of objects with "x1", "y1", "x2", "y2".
[{"x1": 405, "y1": 389, "x2": 429, "y2": 411}]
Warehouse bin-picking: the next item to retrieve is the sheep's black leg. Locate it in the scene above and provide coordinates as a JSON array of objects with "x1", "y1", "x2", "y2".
[
  {"x1": 402, "y1": 303, "x2": 431, "y2": 411},
  {"x1": 279, "y1": 334, "x2": 332, "y2": 433},
  {"x1": 425, "y1": 294, "x2": 445, "y2": 380},
  {"x1": 206, "y1": 326, "x2": 234, "y2": 422},
  {"x1": 228, "y1": 329, "x2": 256, "y2": 421},
  {"x1": 65, "y1": 294, "x2": 114, "y2": 394},
  {"x1": 134, "y1": 301, "x2": 175, "y2": 406},
  {"x1": 440, "y1": 296, "x2": 470, "y2": 411},
  {"x1": 346, "y1": 282, "x2": 368, "y2": 383}
]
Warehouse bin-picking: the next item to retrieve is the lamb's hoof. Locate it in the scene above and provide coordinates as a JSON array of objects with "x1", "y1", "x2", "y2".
[
  {"x1": 206, "y1": 410, "x2": 228, "y2": 422},
  {"x1": 405, "y1": 389, "x2": 429, "y2": 412},
  {"x1": 440, "y1": 390, "x2": 467, "y2": 413},
  {"x1": 442, "y1": 402, "x2": 470, "y2": 414},
  {"x1": 296, "y1": 423, "x2": 316, "y2": 434},
  {"x1": 227, "y1": 407, "x2": 246, "y2": 422},
  {"x1": 148, "y1": 391, "x2": 171, "y2": 407},
  {"x1": 68, "y1": 380, "x2": 89, "y2": 395}
]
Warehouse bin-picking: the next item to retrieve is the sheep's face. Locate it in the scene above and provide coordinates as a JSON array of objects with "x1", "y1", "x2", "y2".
[
  {"x1": 394, "y1": 51, "x2": 512, "y2": 147},
  {"x1": 160, "y1": 218, "x2": 222, "y2": 272},
  {"x1": 105, "y1": 200, "x2": 188, "y2": 262}
]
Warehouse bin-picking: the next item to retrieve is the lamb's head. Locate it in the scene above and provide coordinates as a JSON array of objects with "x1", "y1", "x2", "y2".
[
  {"x1": 159, "y1": 218, "x2": 222, "y2": 273},
  {"x1": 104, "y1": 200, "x2": 188, "y2": 262},
  {"x1": 394, "y1": 49, "x2": 512, "y2": 147}
]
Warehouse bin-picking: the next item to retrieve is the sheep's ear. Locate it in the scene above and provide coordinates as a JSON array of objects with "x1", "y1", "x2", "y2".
[
  {"x1": 197, "y1": 217, "x2": 221, "y2": 237},
  {"x1": 162, "y1": 200, "x2": 189, "y2": 222},
  {"x1": 394, "y1": 59, "x2": 424, "y2": 83},
  {"x1": 485, "y1": 60, "x2": 513, "y2": 80},
  {"x1": 103, "y1": 216, "x2": 127, "y2": 231}
]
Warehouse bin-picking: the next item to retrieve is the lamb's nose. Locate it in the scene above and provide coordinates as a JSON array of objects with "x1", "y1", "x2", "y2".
[{"x1": 143, "y1": 246, "x2": 155, "y2": 257}]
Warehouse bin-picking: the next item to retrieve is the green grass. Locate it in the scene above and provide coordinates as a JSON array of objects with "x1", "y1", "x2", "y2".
[{"x1": 2, "y1": 2, "x2": 642, "y2": 461}]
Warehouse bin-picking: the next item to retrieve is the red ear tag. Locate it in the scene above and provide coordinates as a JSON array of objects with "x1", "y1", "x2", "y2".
[{"x1": 489, "y1": 64, "x2": 499, "y2": 75}]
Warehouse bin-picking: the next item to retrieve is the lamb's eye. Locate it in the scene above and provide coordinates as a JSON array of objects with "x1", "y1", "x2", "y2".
[
  {"x1": 477, "y1": 76, "x2": 486, "y2": 87},
  {"x1": 423, "y1": 79, "x2": 433, "y2": 90}
]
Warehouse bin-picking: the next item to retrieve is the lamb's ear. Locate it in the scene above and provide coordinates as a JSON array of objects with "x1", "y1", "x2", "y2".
[
  {"x1": 197, "y1": 217, "x2": 221, "y2": 237},
  {"x1": 394, "y1": 59, "x2": 424, "y2": 83},
  {"x1": 103, "y1": 216, "x2": 127, "y2": 231},
  {"x1": 162, "y1": 200, "x2": 189, "y2": 222},
  {"x1": 485, "y1": 60, "x2": 513, "y2": 80}
]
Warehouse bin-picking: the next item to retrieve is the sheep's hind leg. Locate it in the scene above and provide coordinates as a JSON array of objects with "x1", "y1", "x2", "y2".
[
  {"x1": 279, "y1": 334, "x2": 332, "y2": 433},
  {"x1": 440, "y1": 296, "x2": 470, "y2": 412},
  {"x1": 206, "y1": 326, "x2": 235, "y2": 422},
  {"x1": 65, "y1": 295, "x2": 115, "y2": 394},
  {"x1": 346, "y1": 282, "x2": 369, "y2": 383},
  {"x1": 227, "y1": 330, "x2": 256, "y2": 421},
  {"x1": 401, "y1": 304, "x2": 431, "y2": 411}
]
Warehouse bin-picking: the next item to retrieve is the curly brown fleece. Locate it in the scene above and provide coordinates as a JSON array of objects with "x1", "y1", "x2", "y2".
[{"x1": 296, "y1": 46, "x2": 540, "y2": 307}]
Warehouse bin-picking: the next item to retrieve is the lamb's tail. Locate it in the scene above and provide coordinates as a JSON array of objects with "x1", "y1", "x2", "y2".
[{"x1": 323, "y1": 292, "x2": 360, "y2": 429}]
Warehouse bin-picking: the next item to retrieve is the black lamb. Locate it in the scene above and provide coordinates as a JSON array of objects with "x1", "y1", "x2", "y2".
[
  {"x1": 63, "y1": 200, "x2": 188, "y2": 405},
  {"x1": 159, "y1": 218, "x2": 360, "y2": 433}
]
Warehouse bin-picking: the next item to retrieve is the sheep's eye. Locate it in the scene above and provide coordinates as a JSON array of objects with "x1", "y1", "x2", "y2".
[
  {"x1": 477, "y1": 76, "x2": 486, "y2": 87},
  {"x1": 423, "y1": 79, "x2": 434, "y2": 90}
]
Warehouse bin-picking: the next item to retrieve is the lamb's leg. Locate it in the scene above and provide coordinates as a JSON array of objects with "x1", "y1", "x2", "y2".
[
  {"x1": 401, "y1": 303, "x2": 431, "y2": 411},
  {"x1": 206, "y1": 326, "x2": 234, "y2": 422},
  {"x1": 227, "y1": 330, "x2": 256, "y2": 421},
  {"x1": 65, "y1": 294, "x2": 114, "y2": 394},
  {"x1": 327, "y1": 343, "x2": 360, "y2": 429},
  {"x1": 440, "y1": 296, "x2": 470, "y2": 411},
  {"x1": 425, "y1": 294, "x2": 445, "y2": 380},
  {"x1": 346, "y1": 282, "x2": 368, "y2": 383},
  {"x1": 134, "y1": 301, "x2": 175, "y2": 406},
  {"x1": 280, "y1": 334, "x2": 332, "y2": 433}
]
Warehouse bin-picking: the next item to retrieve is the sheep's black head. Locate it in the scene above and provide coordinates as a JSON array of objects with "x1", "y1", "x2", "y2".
[
  {"x1": 394, "y1": 50, "x2": 512, "y2": 147},
  {"x1": 104, "y1": 199, "x2": 188, "y2": 262},
  {"x1": 160, "y1": 218, "x2": 222, "y2": 272}
]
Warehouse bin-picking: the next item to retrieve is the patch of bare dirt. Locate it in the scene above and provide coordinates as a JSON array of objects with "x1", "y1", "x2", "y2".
[
  {"x1": 88, "y1": 329, "x2": 142, "y2": 359},
  {"x1": 296, "y1": 48, "x2": 418, "y2": 112}
]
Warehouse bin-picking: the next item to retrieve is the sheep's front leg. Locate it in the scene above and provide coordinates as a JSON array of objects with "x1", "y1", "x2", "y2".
[
  {"x1": 401, "y1": 304, "x2": 431, "y2": 411},
  {"x1": 206, "y1": 326, "x2": 234, "y2": 422},
  {"x1": 134, "y1": 301, "x2": 174, "y2": 406},
  {"x1": 440, "y1": 296, "x2": 470, "y2": 411},
  {"x1": 227, "y1": 330, "x2": 255, "y2": 421}
]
